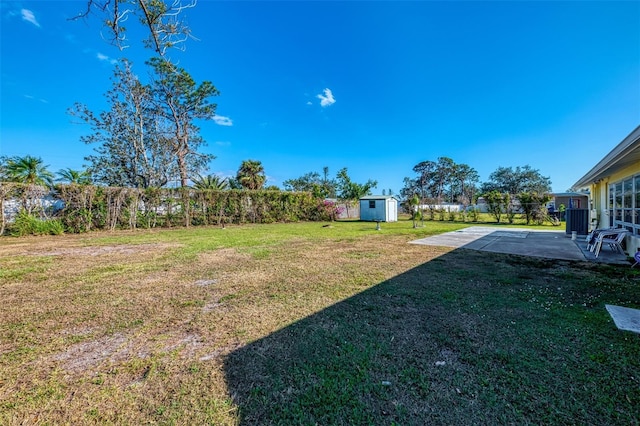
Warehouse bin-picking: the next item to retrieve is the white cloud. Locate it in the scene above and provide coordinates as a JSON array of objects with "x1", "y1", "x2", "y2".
[
  {"x1": 23, "y1": 94, "x2": 48, "y2": 104},
  {"x1": 96, "y1": 53, "x2": 118, "y2": 65},
  {"x1": 215, "y1": 141, "x2": 231, "y2": 146},
  {"x1": 317, "y1": 88, "x2": 336, "y2": 107},
  {"x1": 21, "y1": 9, "x2": 40, "y2": 27},
  {"x1": 306, "y1": 101, "x2": 313, "y2": 106},
  {"x1": 213, "y1": 115, "x2": 233, "y2": 126}
]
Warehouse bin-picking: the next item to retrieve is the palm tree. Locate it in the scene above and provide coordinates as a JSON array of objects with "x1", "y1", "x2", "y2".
[
  {"x1": 56, "y1": 168, "x2": 92, "y2": 185},
  {"x1": 236, "y1": 160, "x2": 266, "y2": 190},
  {"x1": 5, "y1": 155, "x2": 54, "y2": 186},
  {"x1": 192, "y1": 174, "x2": 229, "y2": 190},
  {"x1": 409, "y1": 194, "x2": 420, "y2": 228}
]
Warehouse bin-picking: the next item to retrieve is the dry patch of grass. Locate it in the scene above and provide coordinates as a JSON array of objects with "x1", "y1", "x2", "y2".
[{"x1": 1, "y1": 223, "x2": 639, "y2": 424}]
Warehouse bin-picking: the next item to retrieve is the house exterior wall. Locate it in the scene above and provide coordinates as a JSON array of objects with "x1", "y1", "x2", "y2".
[
  {"x1": 2, "y1": 196, "x2": 65, "y2": 223},
  {"x1": 573, "y1": 125, "x2": 640, "y2": 256},
  {"x1": 421, "y1": 203, "x2": 464, "y2": 212},
  {"x1": 553, "y1": 196, "x2": 587, "y2": 210},
  {"x1": 589, "y1": 162, "x2": 640, "y2": 254}
]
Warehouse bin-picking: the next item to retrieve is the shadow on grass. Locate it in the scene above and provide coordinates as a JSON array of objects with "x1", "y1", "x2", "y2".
[{"x1": 224, "y1": 249, "x2": 640, "y2": 425}]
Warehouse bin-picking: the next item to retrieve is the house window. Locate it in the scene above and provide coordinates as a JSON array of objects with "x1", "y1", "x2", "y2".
[
  {"x1": 609, "y1": 187, "x2": 614, "y2": 227},
  {"x1": 609, "y1": 174, "x2": 640, "y2": 235},
  {"x1": 369, "y1": 200, "x2": 376, "y2": 209}
]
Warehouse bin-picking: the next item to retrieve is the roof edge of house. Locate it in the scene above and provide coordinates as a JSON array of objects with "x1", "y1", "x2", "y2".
[{"x1": 572, "y1": 125, "x2": 640, "y2": 189}]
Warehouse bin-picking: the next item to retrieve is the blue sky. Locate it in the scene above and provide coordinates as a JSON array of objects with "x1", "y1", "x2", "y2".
[{"x1": 1, "y1": 1, "x2": 639, "y2": 194}]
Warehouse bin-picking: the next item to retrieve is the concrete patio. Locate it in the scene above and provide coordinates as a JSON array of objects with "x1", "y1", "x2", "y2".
[{"x1": 410, "y1": 226, "x2": 630, "y2": 265}]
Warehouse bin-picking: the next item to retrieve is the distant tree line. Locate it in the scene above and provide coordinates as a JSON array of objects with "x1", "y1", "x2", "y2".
[
  {"x1": 479, "y1": 165, "x2": 553, "y2": 224},
  {"x1": 480, "y1": 165, "x2": 552, "y2": 195},
  {"x1": 400, "y1": 158, "x2": 553, "y2": 225},
  {"x1": 400, "y1": 157, "x2": 480, "y2": 208}
]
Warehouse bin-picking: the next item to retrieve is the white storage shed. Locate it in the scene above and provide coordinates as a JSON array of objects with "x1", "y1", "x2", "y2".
[{"x1": 359, "y1": 196, "x2": 398, "y2": 222}]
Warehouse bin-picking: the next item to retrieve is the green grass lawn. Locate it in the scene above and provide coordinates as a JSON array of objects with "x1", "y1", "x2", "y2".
[{"x1": 1, "y1": 219, "x2": 638, "y2": 425}]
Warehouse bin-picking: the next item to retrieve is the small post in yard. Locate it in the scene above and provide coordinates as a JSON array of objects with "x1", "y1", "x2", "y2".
[{"x1": 376, "y1": 220, "x2": 381, "y2": 231}]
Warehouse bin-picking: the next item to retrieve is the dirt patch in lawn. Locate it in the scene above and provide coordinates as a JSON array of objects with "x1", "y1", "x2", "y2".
[
  {"x1": 197, "y1": 248, "x2": 252, "y2": 267},
  {"x1": 51, "y1": 331, "x2": 210, "y2": 374},
  {"x1": 52, "y1": 333, "x2": 131, "y2": 373},
  {"x1": 26, "y1": 243, "x2": 178, "y2": 257}
]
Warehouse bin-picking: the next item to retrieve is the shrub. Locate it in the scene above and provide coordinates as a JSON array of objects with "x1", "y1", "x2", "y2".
[
  {"x1": 9, "y1": 210, "x2": 64, "y2": 236},
  {"x1": 426, "y1": 206, "x2": 435, "y2": 221},
  {"x1": 484, "y1": 191, "x2": 506, "y2": 223},
  {"x1": 316, "y1": 199, "x2": 344, "y2": 221},
  {"x1": 469, "y1": 207, "x2": 480, "y2": 222},
  {"x1": 517, "y1": 192, "x2": 552, "y2": 225},
  {"x1": 2, "y1": 183, "x2": 329, "y2": 235}
]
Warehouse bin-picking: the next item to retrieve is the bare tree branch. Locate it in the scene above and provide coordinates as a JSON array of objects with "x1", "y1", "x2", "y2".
[{"x1": 71, "y1": 0, "x2": 197, "y2": 56}]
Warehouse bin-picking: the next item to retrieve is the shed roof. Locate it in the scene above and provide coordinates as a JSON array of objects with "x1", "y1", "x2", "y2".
[
  {"x1": 572, "y1": 125, "x2": 640, "y2": 189},
  {"x1": 552, "y1": 192, "x2": 589, "y2": 198},
  {"x1": 359, "y1": 195, "x2": 397, "y2": 200}
]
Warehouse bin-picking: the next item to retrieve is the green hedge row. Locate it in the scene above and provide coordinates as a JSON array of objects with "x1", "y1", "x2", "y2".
[{"x1": 1, "y1": 183, "x2": 335, "y2": 234}]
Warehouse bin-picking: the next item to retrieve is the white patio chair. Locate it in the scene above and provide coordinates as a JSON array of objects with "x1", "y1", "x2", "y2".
[
  {"x1": 594, "y1": 230, "x2": 628, "y2": 258},
  {"x1": 606, "y1": 231, "x2": 627, "y2": 254},
  {"x1": 586, "y1": 227, "x2": 614, "y2": 252},
  {"x1": 586, "y1": 229, "x2": 600, "y2": 252},
  {"x1": 632, "y1": 251, "x2": 640, "y2": 268}
]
